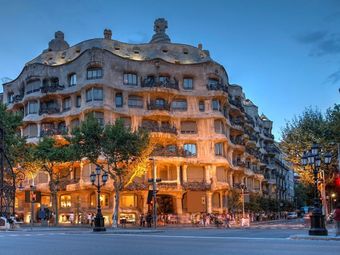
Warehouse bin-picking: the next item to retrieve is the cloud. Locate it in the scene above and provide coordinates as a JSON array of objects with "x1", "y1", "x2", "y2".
[
  {"x1": 296, "y1": 31, "x2": 340, "y2": 56},
  {"x1": 327, "y1": 68, "x2": 340, "y2": 84},
  {"x1": 296, "y1": 31, "x2": 328, "y2": 44}
]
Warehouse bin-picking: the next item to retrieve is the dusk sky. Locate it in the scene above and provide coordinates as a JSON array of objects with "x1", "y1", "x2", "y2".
[{"x1": 0, "y1": 0, "x2": 339, "y2": 139}]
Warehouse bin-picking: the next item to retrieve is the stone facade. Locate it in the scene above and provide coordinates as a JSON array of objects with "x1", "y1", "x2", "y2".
[{"x1": 2, "y1": 19, "x2": 290, "y2": 224}]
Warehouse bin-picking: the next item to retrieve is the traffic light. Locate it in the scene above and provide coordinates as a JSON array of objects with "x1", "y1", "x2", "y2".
[{"x1": 335, "y1": 176, "x2": 340, "y2": 187}]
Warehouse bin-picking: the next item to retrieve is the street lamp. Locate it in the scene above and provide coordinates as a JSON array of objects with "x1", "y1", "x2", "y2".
[
  {"x1": 148, "y1": 157, "x2": 161, "y2": 229},
  {"x1": 301, "y1": 143, "x2": 332, "y2": 236},
  {"x1": 90, "y1": 165, "x2": 108, "y2": 232}
]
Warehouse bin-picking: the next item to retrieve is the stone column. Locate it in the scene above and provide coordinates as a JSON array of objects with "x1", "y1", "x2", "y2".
[
  {"x1": 182, "y1": 165, "x2": 187, "y2": 182},
  {"x1": 37, "y1": 123, "x2": 41, "y2": 137},
  {"x1": 176, "y1": 195, "x2": 183, "y2": 215},
  {"x1": 206, "y1": 192, "x2": 212, "y2": 213},
  {"x1": 79, "y1": 161, "x2": 84, "y2": 183},
  {"x1": 219, "y1": 191, "x2": 224, "y2": 212},
  {"x1": 204, "y1": 165, "x2": 211, "y2": 184},
  {"x1": 229, "y1": 171, "x2": 233, "y2": 187},
  {"x1": 176, "y1": 165, "x2": 181, "y2": 185}
]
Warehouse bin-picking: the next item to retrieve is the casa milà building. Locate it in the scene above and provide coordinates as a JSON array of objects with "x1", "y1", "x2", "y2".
[{"x1": 2, "y1": 18, "x2": 279, "y2": 224}]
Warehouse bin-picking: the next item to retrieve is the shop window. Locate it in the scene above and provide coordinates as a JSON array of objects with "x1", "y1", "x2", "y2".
[
  {"x1": 60, "y1": 195, "x2": 72, "y2": 208},
  {"x1": 121, "y1": 194, "x2": 137, "y2": 208},
  {"x1": 212, "y1": 192, "x2": 220, "y2": 208},
  {"x1": 90, "y1": 193, "x2": 109, "y2": 208}
]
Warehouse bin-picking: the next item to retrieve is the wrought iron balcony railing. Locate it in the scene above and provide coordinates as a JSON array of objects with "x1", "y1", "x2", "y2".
[
  {"x1": 141, "y1": 77, "x2": 179, "y2": 90},
  {"x1": 206, "y1": 83, "x2": 228, "y2": 93},
  {"x1": 147, "y1": 101, "x2": 171, "y2": 111}
]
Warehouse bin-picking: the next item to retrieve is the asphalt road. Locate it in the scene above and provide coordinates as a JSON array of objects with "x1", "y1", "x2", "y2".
[{"x1": 0, "y1": 221, "x2": 339, "y2": 255}]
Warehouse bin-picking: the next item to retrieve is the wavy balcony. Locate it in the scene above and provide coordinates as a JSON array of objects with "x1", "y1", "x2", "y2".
[
  {"x1": 141, "y1": 77, "x2": 179, "y2": 90},
  {"x1": 147, "y1": 100, "x2": 171, "y2": 111},
  {"x1": 206, "y1": 83, "x2": 228, "y2": 93}
]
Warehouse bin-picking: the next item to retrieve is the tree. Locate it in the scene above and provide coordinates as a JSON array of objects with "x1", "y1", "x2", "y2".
[
  {"x1": 0, "y1": 103, "x2": 27, "y2": 215},
  {"x1": 227, "y1": 189, "x2": 242, "y2": 214},
  {"x1": 280, "y1": 104, "x2": 339, "y2": 207},
  {"x1": 30, "y1": 137, "x2": 76, "y2": 225},
  {"x1": 280, "y1": 105, "x2": 339, "y2": 185},
  {"x1": 70, "y1": 115, "x2": 151, "y2": 227}
]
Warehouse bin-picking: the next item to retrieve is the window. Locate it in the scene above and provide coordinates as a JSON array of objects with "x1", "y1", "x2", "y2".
[
  {"x1": 41, "y1": 196, "x2": 51, "y2": 207},
  {"x1": 159, "y1": 76, "x2": 170, "y2": 84},
  {"x1": 187, "y1": 166, "x2": 204, "y2": 182},
  {"x1": 171, "y1": 99, "x2": 187, "y2": 111},
  {"x1": 115, "y1": 93, "x2": 123, "y2": 108},
  {"x1": 212, "y1": 99, "x2": 221, "y2": 111},
  {"x1": 87, "y1": 67, "x2": 103, "y2": 80},
  {"x1": 62, "y1": 97, "x2": 71, "y2": 111},
  {"x1": 181, "y1": 121, "x2": 197, "y2": 134},
  {"x1": 184, "y1": 144, "x2": 197, "y2": 156},
  {"x1": 68, "y1": 73, "x2": 77, "y2": 86},
  {"x1": 199, "y1": 100, "x2": 205, "y2": 112},
  {"x1": 86, "y1": 87, "x2": 103, "y2": 102},
  {"x1": 215, "y1": 143, "x2": 224, "y2": 156},
  {"x1": 26, "y1": 80, "x2": 41, "y2": 94},
  {"x1": 90, "y1": 193, "x2": 109, "y2": 208},
  {"x1": 155, "y1": 98, "x2": 165, "y2": 107},
  {"x1": 123, "y1": 73, "x2": 137, "y2": 85},
  {"x1": 208, "y1": 78, "x2": 219, "y2": 86},
  {"x1": 119, "y1": 117, "x2": 131, "y2": 129},
  {"x1": 70, "y1": 118, "x2": 80, "y2": 130},
  {"x1": 23, "y1": 124, "x2": 38, "y2": 138},
  {"x1": 76, "y1": 95, "x2": 81, "y2": 108},
  {"x1": 60, "y1": 195, "x2": 72, "y2": 208},
  {"x1": 212, "y1": 192, "x2": 221, "y2": 208},
  {"x1": 183, "y1": 78, "x2": 193, "y2": 90},
  {"x1": 7, "y1": 92, "x2": 14, "y2": 103},
  {"x1": 128, "y1": 95, "x2": 143, "y2": 108},
  {"x1": 93, "y1": 112, "x2": 104, "y2": 126},
  {"x1": 121, "y1": 194, "x2": 137, "y2": 208},
  {"x1": 214, "y1": 120, "x2": 225, "y2": 134},
  {"x1": 216, "y1": 167, "x2": 227, "y2": 182},
  {"x1": 25, "y1": 101, "x2": 38, "y2": 115},
  {"x1": 158, "y1": 165, "x2": 177, "y2": 181}
]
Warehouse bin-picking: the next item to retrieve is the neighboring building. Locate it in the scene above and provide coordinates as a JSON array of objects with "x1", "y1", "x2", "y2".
[{"x1": 2, "y1": 18, "x2": 280, "y2": 224}]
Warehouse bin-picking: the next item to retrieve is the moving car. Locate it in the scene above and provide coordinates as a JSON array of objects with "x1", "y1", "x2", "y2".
[{"x1": 287, "y1": 212, "x2": 298, "y2": 219}]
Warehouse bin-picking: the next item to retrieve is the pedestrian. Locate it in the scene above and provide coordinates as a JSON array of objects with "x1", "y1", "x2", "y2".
[
  {"x1": 225, "y1": 213, "x2": 231, "y2": 229},
  {"x1": 139, "y1": 213, "x2": 145, "y2": 227},
  {"x1": 334, "y1": 203, "x2": 340, "y2": 236},
  {"x1": 202, "y1": 213, "x2": 207, "y2": 227},
  {"x1": 87, "y1": 213, "x2": 92, "y2": 226},
  {"x1": 91, "y1": 213, "x2": 95, "y2": 227},
  {"x1": 146, "y1": 212, "x2": 152, "y2": 228},
  {"x1": 69, "y1": 212, "x2": 74, "y2": 224}
]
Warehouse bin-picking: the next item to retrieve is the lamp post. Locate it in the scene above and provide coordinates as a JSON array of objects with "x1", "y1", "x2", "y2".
[
  {"x1": 148, "y1": 157, "x2": 161, "y2": 229},
  {"x1": 90, "y1": 166, "x2": 108, "y2": 232},
  {"x1": 301, "y1": 143, "x2": 332, "y2": 236}
]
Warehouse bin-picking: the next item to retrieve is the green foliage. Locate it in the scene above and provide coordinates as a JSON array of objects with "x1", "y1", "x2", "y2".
[
  {"x1": 228, "y1": 189, "x2": 242, "y2": 212},
  {"x1": 0, "y1": 103, "x2": 26, "y2": 166},
  {"x1": 280, "y1": 105, "x2": 339, "y2": 185}
]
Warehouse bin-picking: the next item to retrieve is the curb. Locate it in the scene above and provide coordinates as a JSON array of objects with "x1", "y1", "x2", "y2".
[{"x1": 289, "y1": 235, "x2": 340, "y2": 241}]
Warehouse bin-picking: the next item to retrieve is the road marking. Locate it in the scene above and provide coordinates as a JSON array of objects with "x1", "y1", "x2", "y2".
[{"x1": 81, "y1": 233, "x2": 289, "y2": 241}]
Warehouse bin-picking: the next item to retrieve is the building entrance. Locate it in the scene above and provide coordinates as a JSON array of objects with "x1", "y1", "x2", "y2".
[{"x1": 156, "y1": 195, "x2": 174, "y2": 214}]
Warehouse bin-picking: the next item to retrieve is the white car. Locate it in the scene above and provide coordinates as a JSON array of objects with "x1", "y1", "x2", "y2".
[{"x1": 287, "y1": 212, "x2": 298, "y2": 219}]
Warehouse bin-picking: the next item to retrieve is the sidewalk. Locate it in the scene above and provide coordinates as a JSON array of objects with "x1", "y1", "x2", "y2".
[{"x1": 290, "y1": 229, "x2": 340, "y2": 241}]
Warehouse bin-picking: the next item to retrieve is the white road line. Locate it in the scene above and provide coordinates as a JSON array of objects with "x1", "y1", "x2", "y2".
[{"x1": 76, "y1": 233, "x2": 289, "y2": 241}]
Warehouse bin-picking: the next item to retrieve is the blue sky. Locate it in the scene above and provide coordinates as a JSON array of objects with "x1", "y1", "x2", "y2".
[{"x1": 0, "y1": 0, "x2": 339, "y2": 139}]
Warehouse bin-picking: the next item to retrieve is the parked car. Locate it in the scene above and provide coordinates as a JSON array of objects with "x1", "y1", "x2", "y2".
[{"x1": 287, "y1": 212, "x2": 298, "y2": 219}]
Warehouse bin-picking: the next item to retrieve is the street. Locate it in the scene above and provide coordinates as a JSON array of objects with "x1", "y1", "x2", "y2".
[{"x1": 0, "y1": 221, "x2": 339, "y2": 255}]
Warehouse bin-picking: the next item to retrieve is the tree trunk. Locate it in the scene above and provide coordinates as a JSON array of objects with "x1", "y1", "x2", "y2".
[
  {"x1": 112, "y1": 189, "x2": 120, "y2": 228},
  {"x1": 52, "y1": 191, "x2": 58, "y2": 226}
]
